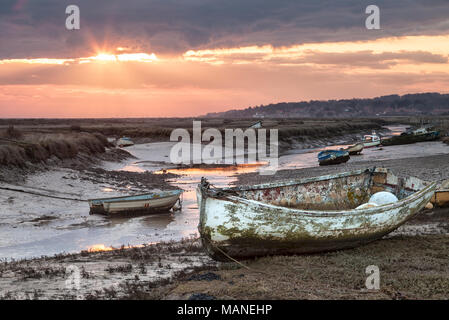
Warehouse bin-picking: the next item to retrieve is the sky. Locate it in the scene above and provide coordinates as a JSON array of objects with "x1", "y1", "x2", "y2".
[{"x1": 1, "y1": 0, "x2": 449, "y2": 118}]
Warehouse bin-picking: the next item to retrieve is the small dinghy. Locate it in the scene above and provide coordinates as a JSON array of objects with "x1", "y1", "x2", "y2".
[
  {"x1": 116, "y1": 137, "x2": 134, "y2": 147},
  {"x1": 342, "y1": 143, "x2": 364, "y2": 155},
  {"x1": 317, "y1": 150, "x2": 350, "y2": 166},
  {"x1": 196, "y1": 168, "x2": 436, "y2": 261},
  {"x1": 362, "y1": 131, "x2": 381, "y2": 148},
  {"x1": 89, "y1": 190, "x2": 183, "y2": 216}
]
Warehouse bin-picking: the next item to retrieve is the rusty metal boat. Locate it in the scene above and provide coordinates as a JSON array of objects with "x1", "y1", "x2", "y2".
[{"x1": 196, "y1": 168, "x2": 436, "y2": 261}]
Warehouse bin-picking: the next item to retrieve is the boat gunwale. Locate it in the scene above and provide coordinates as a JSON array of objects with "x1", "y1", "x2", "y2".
[
  {"x1": 199, "y1": 168, "x2": 436, "y2": 217},
  {"x1": 88, "y1": 190, "x2": 182, "y2": 205},
  {"x1": 204, "y1": 168, "x2": 380, "y2": 192}
]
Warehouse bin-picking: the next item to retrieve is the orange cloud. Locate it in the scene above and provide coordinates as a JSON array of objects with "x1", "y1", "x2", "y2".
[{"x1": 1, "y1": 35, "x2": 449, "y2": 117}]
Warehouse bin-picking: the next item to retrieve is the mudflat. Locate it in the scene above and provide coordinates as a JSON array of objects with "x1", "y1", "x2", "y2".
[{"x1": 1, "y1": 118, "x2": 448, "y2": 299}]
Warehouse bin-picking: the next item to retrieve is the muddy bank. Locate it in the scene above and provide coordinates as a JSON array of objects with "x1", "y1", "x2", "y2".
[
  {"x1": 1, "y1": 208, "x2": 448, "y2": 300},
  {"x1": 0, "y1": 156, "x2": 180, "y2": 260},
  {"x1": 78, "y1": 167, "x2": 179, "y2": 192},
  {"x1": 1, "y1": 118, "x2": 390, "y2": 157},
  {"x1": 0, "y1": 146, "x2": 133, "y2": 183},
  {"x1": 236, "y1": 154, "x2": 449, "y2": 186},
  {"x1": 0, "y1": 238, "x2": 216, "y2": 300},
  {"x1": 166, "y1": 233, "x2": 449, "y2": 300}
]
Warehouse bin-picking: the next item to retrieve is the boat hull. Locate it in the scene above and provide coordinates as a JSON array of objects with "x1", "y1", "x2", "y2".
[
  {"x1": 344, "y1": 143, "x2": 364, "y2": 155},
  {"x1": 197, "y1": 168, "x2": 436, "y2": 261},
  {"x1": 382, "y1": 131, "x2": 440, "y2": 146},
  {"x1": 89, "y1": 191, "x2": 182, "y2": 216},
  {"x1": 319, "y1": 155, "x2": 350, "y2": 166},
  {"x1": 363, "y1": 141, "x2": 381, "y2": 148}
]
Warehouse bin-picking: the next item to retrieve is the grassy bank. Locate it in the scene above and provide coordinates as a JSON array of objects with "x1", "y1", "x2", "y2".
[
  {"x1": 165, "y1": 234, "x2": 449, "y2": 300},
  {"x1": 0, "y1": 118, "x2": 389, "y2": 146},
  {"x1": 0, "y1": 127, "x2": 112, "y2": 167}
]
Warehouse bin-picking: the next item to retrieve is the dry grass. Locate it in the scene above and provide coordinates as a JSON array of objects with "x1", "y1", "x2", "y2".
[
  {"x1": 0, "y1": 118, "x2": 386, "y2": 141},
  {"x1": 4, "y1": 125, "x2": 23, "y2": 139},
  {"x1": 0, "y1": 132, "x2": 112, "y2": 166},
  {"x1": 276, "y1": 120, "x2": 384, "y2": 142},
  {"x1": 166, "y1": 235, "x2": 449, "y2": 300}
]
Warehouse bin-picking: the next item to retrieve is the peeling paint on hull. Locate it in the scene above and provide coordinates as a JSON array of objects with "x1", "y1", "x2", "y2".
[{"x1": 196, "y1": 168, "x2": 436, "y2": 261}]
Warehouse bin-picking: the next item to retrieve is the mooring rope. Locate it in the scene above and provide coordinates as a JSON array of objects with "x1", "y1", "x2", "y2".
[
  {"x1": 203, "y1": 236, "x2": 272, "y2": 275},
  {"x1": 0, "y1": 186, "x2": 87, "y2": 202}
]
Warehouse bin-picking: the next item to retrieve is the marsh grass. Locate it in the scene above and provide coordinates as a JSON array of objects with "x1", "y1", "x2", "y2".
[
  {"x1": 0, "y1": 132, "x2": 111, "y2": 166},
  {"x1": 167, "y1": 235, "x2": 449, "y2": 300}
]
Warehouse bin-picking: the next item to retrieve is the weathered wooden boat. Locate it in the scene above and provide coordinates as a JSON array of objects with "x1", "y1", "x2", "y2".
[
  {"x1": 196, "y1": 168, "x2": 436, "y2": 261},
  {"x1": 362, "y1": 131, "x2": 381, "y2": 148},
  {"x1": 342, "y1": 143, "x2": 364, "y2": 155},
  {"x1": 317, "y1": 150, "x2": 350, "y2": 166},
  {"x1": 382, "y1": 127, "x2": 440, "y2": 146},
  {"x1": 116, "y1": 137, "x2": 134, "y2": 147},
  {"x1": 89, "y1": 190, "x2": 182, "y2": 216}
]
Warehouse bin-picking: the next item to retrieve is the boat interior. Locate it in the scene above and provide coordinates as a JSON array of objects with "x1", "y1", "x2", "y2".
[{"x1": 225, "y1": 169, "x2": 428, "y2": 210}]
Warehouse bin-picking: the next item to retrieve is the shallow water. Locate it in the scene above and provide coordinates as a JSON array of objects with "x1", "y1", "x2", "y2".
[{"x1": 1, "y1": 125, "x2": 448, "y2": 260}]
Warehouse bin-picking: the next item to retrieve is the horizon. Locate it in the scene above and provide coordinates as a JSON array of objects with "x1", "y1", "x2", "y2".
[
  {"x1": 2, "y1": 1, "x2": 449, "y2": 117},
  {"x1": 0, "y1": 90, "x2": 447, "y2": 119}
]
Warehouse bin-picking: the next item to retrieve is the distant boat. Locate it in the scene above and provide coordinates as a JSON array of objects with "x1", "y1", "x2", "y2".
[
  {"x1": 88, "y1": 190, "x2": 183, "y2": 216},
  {"x1": 196, "y1": 168, "x2": 436, "y2": 261},
  {"x1": 116, "y1": 137, "x2": 134, "y2": 147},
  {"x1": 342, "y1": 143, "x2": 364, "y2": 155},
  {"x1": 317, "y1": 150, "x2": 350, "y2": 166},
  {"x1": 362, "y1": 131, "x2": 381, "y2": 148},
  {"x1": 382, "y1": 126, "x2": 440, "y2": 146}
]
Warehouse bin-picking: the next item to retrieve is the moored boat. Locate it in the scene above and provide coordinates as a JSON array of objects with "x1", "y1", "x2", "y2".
[
  {"x1": 382, "y1": 126, "x2": 440, "y2": 146},
  {"x1": 362, "y1": 131, "x2": 381, "y2": 148},
  {"x1": 196, "y1": 168, "x2": 436, "y2": 261},
  {"x1": 117, "y1": 137, "x2": 134, "y2": 147},
  {"x1": 342, "y1": 143, "x2": 364, "y2": 155},
  {"x1": 88, "y1": 190, "x2": 183, "y2": 216},
  {"x1": 317, "y1": 150, "x2": 350, "y2": 166}
]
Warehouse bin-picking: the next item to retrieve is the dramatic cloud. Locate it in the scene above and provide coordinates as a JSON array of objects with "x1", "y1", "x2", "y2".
[
  {"x1": 2, "y1": 0, "x2": 449, "y2": 58},
  {"x1": 1, "y1": 1, "x2": 449, "y2": 117}
]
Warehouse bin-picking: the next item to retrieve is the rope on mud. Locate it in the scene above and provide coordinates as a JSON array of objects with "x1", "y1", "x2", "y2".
[
  {"x1": 203, "y1": 236, "x2": 271, "y2": 276},
  {"x1": 0, "y1": 186, "x2": 87, "y2": 202}
]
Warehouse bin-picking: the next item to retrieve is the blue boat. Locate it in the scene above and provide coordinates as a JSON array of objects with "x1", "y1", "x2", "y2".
[
  {"x1": 318, "y1": 150, "x2": 350, "y2": 166},
  {"x1": 88, "y1": 190, "x2": 183, "y2": 216}
]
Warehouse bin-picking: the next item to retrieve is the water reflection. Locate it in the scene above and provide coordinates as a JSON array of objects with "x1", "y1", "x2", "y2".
[{"x1": 154, "y1": 162, "x2": 266, "y2": 176}]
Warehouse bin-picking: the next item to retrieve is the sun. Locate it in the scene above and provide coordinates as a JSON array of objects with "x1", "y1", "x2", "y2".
[
  {"x1": 92, "y1": 53, "x2": 117, "y2": 62},
  {"x1": 85, "y1": 51, "x2": 158, "y2": 63}
]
